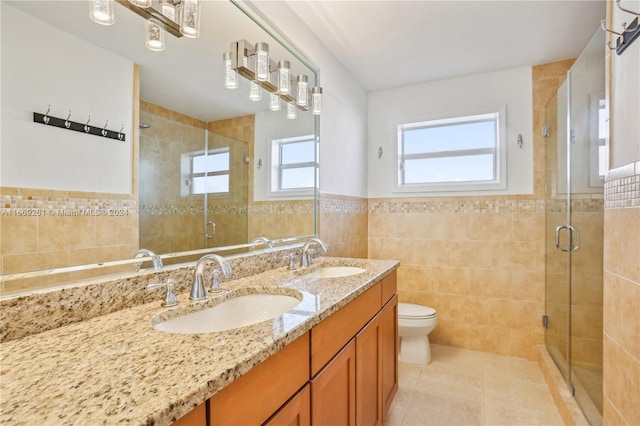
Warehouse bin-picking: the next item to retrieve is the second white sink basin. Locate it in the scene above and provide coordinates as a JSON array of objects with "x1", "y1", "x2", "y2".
[
  {"x1": 312, "y1": 266, "x2": 366, "y2": 279},
  {"x1": 153, "y1": 292, "x2": 302, "y2": 334}
]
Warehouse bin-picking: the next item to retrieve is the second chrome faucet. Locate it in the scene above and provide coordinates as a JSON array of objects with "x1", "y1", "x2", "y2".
[{"x1": 190, "y1": 254, "x2": 233, "y2": 301}]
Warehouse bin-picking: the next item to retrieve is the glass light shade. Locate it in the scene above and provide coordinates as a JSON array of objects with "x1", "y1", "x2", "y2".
[
  {"x1": 269, "y1": 93, "x2": 281, "y2": 111},
  {"x1": 255, "y1": 42, "x2": 270, "y2": 82},
  {"x1": 287, "y1": 103, "x2": 297, "y2": 120},
  {"x1": 249, "y1": 81, "x2": 262, "y2": 101},
  {"x1": 277, "y1": 60, "x2": 291, "y2": 95},
  {"x1": 312, "y1": 87, "x2": 323, "y2": 115},
  {"x1": 145, "y1": 20, "x2": 165, "y2": 52},
  {"x1": 161, "y1": 0, "x2": 176, "y2": 21},
  {"x1": 296, "y1": 75, "x2": 308, "y2": 107},
  {"x1": 223, "y1": 53, "x2": 238, "y2": 89},
  {"x1": 90, "y1": 0, "x2": 114, "y2": 25},
  {"x1": 180, "y1": 0, "x2": 201, "y2": 38},
  {"x1": 129, "y1": 0, "x2": 152, "y2": 7}
]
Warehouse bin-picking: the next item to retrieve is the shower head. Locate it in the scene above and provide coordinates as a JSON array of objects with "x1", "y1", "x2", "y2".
[{"x1": 139, "y1": 123, "x2": 151, "y2": 129}]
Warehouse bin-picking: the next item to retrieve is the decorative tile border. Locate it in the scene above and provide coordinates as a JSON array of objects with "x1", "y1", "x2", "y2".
[
  {"x1": 320, "y1": 193, "x2": 368, "y2": 214},
  {"x1": 139, "y1": 204, "x2": 248, "y2": 216},
  {"x1": 248, "y1": 202, "x2": 315, "y2": 215},
  {"x1": 368, "y1": 198, "x2": 546, "y2": 214},
  {"x1": 605, "y1": 161, "x2": 640, "y2": 208},
  {"x1": 1, "y1": 193, "x2": 137, "y2": 212}
]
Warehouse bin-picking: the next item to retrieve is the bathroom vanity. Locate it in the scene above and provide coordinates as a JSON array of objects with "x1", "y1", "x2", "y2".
[{"x1": 0, "y1": 257, "x2": 398, "y2": 425}]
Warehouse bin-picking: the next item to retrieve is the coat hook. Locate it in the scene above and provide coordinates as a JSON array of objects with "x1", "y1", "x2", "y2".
[
  {"x1": 118, "y1": 124, "x2": 124, "y2": 140},
  {"x1": 600, "y1": 19, "x2": 624, "y2": 37},
  {"x1": 378, "y1": 147, "x2": 383, "y2": 159},
  {"x1": 622, "y1": 21, "x2": 639, "y2": 33},
  {"x1": 65, "y1": 110, "x2": 72, "y2": 128},
  {"x1": 616, "y1": 0, "x2": 640, "y2": 16},
  {"x1": 257, "y1": 158, "x2": 262, "y2": 169},
  {"x1": 607, "y1": 41, "x2": 618, "y2": 50},
  {"x1": 84, "y1": 115, "x2": 91, "y2": 133},
  {"x1": 101, "y1": 120, "x2": 109, "y2": 137},
  {"x1": 43, "y1": 104, "x2": 51, "y2": 124}
]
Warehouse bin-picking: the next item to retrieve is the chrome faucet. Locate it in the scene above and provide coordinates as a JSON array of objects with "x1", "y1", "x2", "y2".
[
  {"x1": 133, "y1": 248, "x2": 163, "y2": 270},
  {"x1": 300, "y1": 238, "x2": 328, "y2": 268},
  {"x1": 190, "y1": 254, "x2": 232, "y2": 301},
  {"x1": 250, "y1": 236, "x2": 274, "y2": 249}
]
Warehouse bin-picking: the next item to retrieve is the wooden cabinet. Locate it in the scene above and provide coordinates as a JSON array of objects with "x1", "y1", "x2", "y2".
[
  {"x1": 209, "y1": 332, "x2": 310, "y2": 425},
  {"x1": 356, "y1": 315, "x2": 382, "y2": 426},
  {"x1": 264, "y1": 384, "x2": 311, "y2": 426},
  {"x1": 172, "y1": 403, "x2": 206, "y2": 426},
  {"x1": 381, "y1": 295, "x2": 398, "y2": 418},
  {"x1": 311, "y1": 339, "x2": 357, "y2": 426}
]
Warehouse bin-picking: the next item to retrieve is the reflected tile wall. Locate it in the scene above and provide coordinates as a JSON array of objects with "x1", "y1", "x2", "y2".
[{"x1": 319, "y1": 193, "x2": 368, "y2": 258}]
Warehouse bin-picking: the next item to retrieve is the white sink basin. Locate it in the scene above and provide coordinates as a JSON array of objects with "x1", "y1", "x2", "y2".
[
  {"x1": 153, "y1": 292, "x2": 302, "y2": 334},
  {"x1": 312, "y1": 266, "x2": 366, "y2": 279}
]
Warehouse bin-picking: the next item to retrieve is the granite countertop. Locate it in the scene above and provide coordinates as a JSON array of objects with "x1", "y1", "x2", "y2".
[{"x1": 0, "y1": 257, "x2": 398, "y2": 426}]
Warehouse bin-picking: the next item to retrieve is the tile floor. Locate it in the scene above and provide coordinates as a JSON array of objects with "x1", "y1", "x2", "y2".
[{"x1": 385, "y1": 344, "x2": 564, "y2": 425}]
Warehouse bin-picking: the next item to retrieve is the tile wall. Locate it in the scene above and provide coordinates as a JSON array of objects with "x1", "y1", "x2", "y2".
[{"x1": 319, "y1": 193, "x2": 368, "y2": 258}]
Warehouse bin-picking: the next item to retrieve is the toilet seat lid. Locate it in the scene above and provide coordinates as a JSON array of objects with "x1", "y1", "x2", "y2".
[{"x1": 398, "y1": 303, "x2": 436, "y2": 319}]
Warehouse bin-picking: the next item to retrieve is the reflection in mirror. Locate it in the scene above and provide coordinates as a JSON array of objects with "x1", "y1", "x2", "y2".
[{"x1": 0, "y1": 0, "x2": 318, "y2": 297}]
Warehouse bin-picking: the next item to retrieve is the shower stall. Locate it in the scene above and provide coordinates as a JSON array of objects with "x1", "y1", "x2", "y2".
[{"x1": 544, "y1": 28, "x2": 605, "y2": 425}]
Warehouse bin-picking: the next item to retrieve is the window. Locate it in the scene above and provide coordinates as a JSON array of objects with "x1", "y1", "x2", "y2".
[
  {"x1": 396, "y1": 109, "x2": 506, "y2": 192},
  {"x1": 182, "y1": 148, "x2": 230, "y2": 195},
  {"x1": 270, "y1": 135, "x2": 316, "y2": 195}
]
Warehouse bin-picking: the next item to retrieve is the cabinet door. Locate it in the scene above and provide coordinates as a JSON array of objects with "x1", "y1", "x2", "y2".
[
  {"x1": 356, "y1": 315, "x2": 382, "y2": 426},
  {"x1": 380, "y1": 295, "x2": 398, "y2": 417},
  {"x1": 172, "y1": 403, "x2": 206, "y2": 426},
  {"x1": 264, "y1": 384, "x2": 310, "y2": 426},
  {"x1": 311, "y1": 339, "x2": 356, "y2": 426}
]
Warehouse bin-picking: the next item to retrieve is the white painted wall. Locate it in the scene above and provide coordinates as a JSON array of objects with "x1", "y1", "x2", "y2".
[
  {"x1": 246, "y1": 1, "x2": 369, "y2": 199},
  {"x1": 1, "y1": 3, "x2": 133, "y2": 194},
  {"x1": 368, "y1": 66, "x2": 534, "y2": 198}
]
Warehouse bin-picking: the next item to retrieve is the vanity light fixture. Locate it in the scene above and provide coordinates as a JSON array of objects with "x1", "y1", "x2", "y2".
[
  {"x1": 90, "y1": 0, "x2": 115, "y2": 25},
  {"x1": 180, "y1": 0, "x2": 201, "y2": 38},
  {"x1": 287, "y1": 102, "x2": 297, "y2": 119},
  {"x1": 227, "y1": 39, "x2": 323, "y2": 115},
  {"x1": 312, "y1": 86, "x2": 322, "y2": 115},
  {"x1": 223, "y1": 52, "x2": 238, "y2": 89},
  {"x1": 145, "y1": 19, "x2": 165, "y2": 51},
  {"x1": 296, "y1": 75, "x2": 309, "y2": 107},
  {"x1": 249, "y1": 81, "x2": 262, "y2": 101},
  {"x1": 269, "y1": 93, "x2": 281, "y2": 111},
  {"x1": 160, "y1": 0, "x2": 176, "y2": 21}
]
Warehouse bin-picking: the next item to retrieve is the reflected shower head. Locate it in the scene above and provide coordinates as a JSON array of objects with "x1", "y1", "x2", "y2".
[{"x1": 139, "y1": 123, "x2": 151, "y2": 129}]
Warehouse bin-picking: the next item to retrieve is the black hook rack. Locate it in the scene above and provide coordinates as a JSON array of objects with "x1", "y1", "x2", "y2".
[{"x1": 33, "y1": 107, "x2": 126, "y2": 142}]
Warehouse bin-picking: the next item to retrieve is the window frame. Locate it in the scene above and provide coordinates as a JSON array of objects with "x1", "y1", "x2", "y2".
[
  {"x1": 394, "y1": 106, "x2": 507, "y2": 193},
  {"x1": 182, "y1": 147, "x2": 230, "y2": 196},
  {"x1": 268, "y1": 134, "x2": 317, "y2": 198}
]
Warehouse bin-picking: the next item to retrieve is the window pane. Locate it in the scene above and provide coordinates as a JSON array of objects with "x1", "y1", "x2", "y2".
[
  {"x1": 404, "y1": 120, "x2": 496, "y2": 154},
  {"x1": 192, "y1": 175, "x2": 229, "y2": 194},
  {"x1": 192, "y1": 152, "x2": 229, "y2": 173},
  {"x1": 281, "y1": 140, "x2": 315, "y2": 164},
  {"x1": 404, "y1": 154, "x2": 495, "y2": 184},
  {"x1": 281, "y1": 167, "x2": 315, "y2": 189}
]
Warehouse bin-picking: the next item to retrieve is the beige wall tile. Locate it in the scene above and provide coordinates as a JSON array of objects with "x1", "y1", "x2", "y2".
[
  {"x1": 603, "y1": 271, "x2": 640, "y2": 360},
  {"x1": 604, "y1": 208, "x2": 640, "y2": 283},
  {"x1": 603, "y1": 334, "x2": 640, "y2": 426},
  {"x1": 1, "y1": 216, "x2": 38, "y2": 255}
]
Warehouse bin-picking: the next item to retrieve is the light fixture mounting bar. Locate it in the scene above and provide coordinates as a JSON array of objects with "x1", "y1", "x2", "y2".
[
  {"x1": 230, "y1": 39, "x2": 310, "y2": 111},
  {"x1": 115, "y1": 0, "x2": 183, "y2": 38}
]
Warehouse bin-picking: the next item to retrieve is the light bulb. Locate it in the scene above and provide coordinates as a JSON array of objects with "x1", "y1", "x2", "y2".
[
  {"x1": 277, "y1": 60, "x2": 290, "y2": 95},
  {"x1": 269, "y1": 93, "x2": 281, "y2": 111},
  {"x1": 223, "y1": 52, "x2": 238, "y2": 89},
  {"x1": 296, "y1": 75, "x2": 308, "y2": 107},
  {"x1": 312, "y1": 87, "x2": 323, "y2": 115},
  {"x1": 249, "y1": 81, "x2": 262, "y2": 101},
  {"x1": 255, "y1": 42, "x2": 270, "y2": 82},
  {"x1": 129, "y1": 0, "x2": 151, "y2": 7},
  {"x1": 180, "y1": 0, "x2": 201, "y2": 38},
  {"x1": 161, "y1": 0, "x2": 176, "y2": 21},
  {"x1": 90, "y1": 0, "x2": 114, "y2": 25},
  {"x1": 145, "y1": 20, "x2": 165, "y2": 52},
  {"x1": 287, "y1": 103, "x2": 297, "y2": 120}
]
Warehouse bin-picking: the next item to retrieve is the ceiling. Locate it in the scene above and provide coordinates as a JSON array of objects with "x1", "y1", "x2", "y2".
[{"x1": 286, "y1": 0, "x2": 606, "y2": 92}]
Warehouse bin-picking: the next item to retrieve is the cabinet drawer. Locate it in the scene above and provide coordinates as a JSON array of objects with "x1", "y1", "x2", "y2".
[
  {"x1": 264, "y1": 384, "x2": 310, "y2": 426},
  {"x1": 381, "y1": 270, "x2": 397, "y2": 305},
  {"x1": 210, "y1": 332, "x2": 310, "y2": 425},
  {"x1": 311, "y1": 282, "x2": 382, "y2": 376}
]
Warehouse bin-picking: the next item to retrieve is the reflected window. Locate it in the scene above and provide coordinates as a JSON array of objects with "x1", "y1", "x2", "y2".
[
  {"x1": 270, "y1": 135, "x2": 317, "y2": 195},
  {"x1": 182, "y1": 148, "x2": 230, "y2": 195}
]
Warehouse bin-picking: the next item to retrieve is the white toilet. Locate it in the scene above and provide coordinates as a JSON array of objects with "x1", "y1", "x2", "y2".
[{"x1": 398, "y1": 303, "x2": 438, "y2": 364}]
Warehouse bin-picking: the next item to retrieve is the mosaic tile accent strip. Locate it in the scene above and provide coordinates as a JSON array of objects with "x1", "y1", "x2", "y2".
[
  {"x1": 320, "y1": 193, "x2": 368, "y2": 214},
  {"x1": 545, "y1": 198, "x2": 604, "y2": 213},
  {"x1": 248, "y1": 202, "x2": 315, "y2": 214},
  {"x1": 1, "y1": 193, "x2": 137, "y2": 213},
  {"x1": 368, "y1": 198, "x2": 546, "y2": 214},
  {"x1": 139, "y1": 204, "x2": 248, "y2": 216},
  {"x1": 605, "y1": 161, "x2": 640, "y2": 208}
]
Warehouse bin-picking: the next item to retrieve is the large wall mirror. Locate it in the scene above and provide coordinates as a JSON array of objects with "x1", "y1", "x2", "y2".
[{"x1": 0, "y1": 0, "x2": 318, "y2": 297}]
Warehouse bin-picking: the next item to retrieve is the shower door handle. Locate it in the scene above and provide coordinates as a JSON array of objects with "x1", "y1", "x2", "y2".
[
  {"x1": 555, "y1": 225, "x2": 579, "y2": 252},
  {"x1": 206, "y1": 221, "x2": 215, "y2": 239}
]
